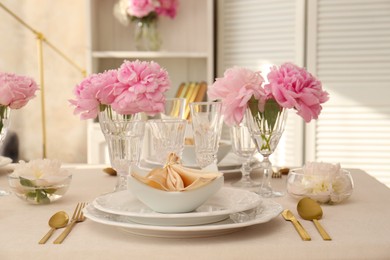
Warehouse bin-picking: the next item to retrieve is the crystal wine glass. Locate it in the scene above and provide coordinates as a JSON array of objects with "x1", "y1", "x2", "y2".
[
  {"x1": 189, "y1": 101, "x2": 223, "y2": 171},
  {"x1": 245, "y1": 105, "x2": 288, "y2": 197},
  {"x1": 148, "y1": 119, "x2": 187, "y2": 165},
  {"x1": 230, "y1": 122, "x2": 260, "y2": 189},
  {"x1": 99, "y1": 108, "x2": 145, "y2": 191}
]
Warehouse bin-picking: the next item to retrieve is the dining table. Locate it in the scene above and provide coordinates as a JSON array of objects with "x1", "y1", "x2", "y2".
[{"x1": 1, "y1": 160, "x2": 390, "y2": 260}]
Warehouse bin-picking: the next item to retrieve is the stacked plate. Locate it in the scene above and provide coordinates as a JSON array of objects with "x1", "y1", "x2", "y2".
[{"x1": 84, "y1": 187, "x2": 283, "y2": 238}]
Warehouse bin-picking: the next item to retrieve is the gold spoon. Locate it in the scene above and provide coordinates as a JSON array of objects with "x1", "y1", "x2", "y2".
[
  {"x1": 103, "y1": 167, "x2": 117, "y2": 176},
  {"x1": 39, "y1": 211, "x2": 69, "y2": 244},
  {"x1": 297, "y1": 197, "x2": 332, "y2": 241}
]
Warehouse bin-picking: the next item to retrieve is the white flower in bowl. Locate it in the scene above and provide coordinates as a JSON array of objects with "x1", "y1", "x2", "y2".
[{"x1": 9, "y1": 159, "x2": 71, "y2": 204}]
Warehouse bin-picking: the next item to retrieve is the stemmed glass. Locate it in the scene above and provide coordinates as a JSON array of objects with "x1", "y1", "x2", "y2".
[
  {"x1": 147, "y1": 119, "x2": 187, "y2": 165},
  {"x1": 147, "y1": 98, "x2": 186, "y2": 164},
  {"x1": 0, "y1": 106, "x2": 11, "y2": 196},
  {"x1": 99, "y1": 108, "x2": 145, "y2": 191},
  {"x1": 245, "y1": 106, "x2": 288, "y2": 197},
  {"x1": 189, "y1": 101, "x2": 223, "y2": 171},
  {"x1": 230, "y1": 122, "x2": 260, "y2": 189}
]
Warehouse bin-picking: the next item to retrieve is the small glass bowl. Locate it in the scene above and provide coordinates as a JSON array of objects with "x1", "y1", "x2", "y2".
[
  {"x1": 8, "y1": 174, "x2": 72, "y2": 204},
  {"x1": 286, "y1": 168, "x2": 354, "y2": 204}
]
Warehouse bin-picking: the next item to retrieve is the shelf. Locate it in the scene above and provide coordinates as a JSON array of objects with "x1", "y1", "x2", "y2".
[{"x1": 92, "y1": 51, "x2": 209, "y2": 59}]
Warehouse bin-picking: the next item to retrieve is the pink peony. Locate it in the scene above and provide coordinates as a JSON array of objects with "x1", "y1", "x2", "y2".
[
  {"x1": 113, "y1": 60, "x2": 170, "y2": 115},
  {"x1": 208, "y1": 67, "x2": 266, "y2": 126},
  {"x1": 265, "y1": 63, "x2": 329, "y2": 122},
  {"x1": 0, "y1": 72, "x2": 38, "y2": 109},
  {"x1": 156, "y1": 0, "x2": 178, "y2": 18},
  {"x1": 70, "y1": 60, "x2": 171, "y2": 119},
  {"x1": 127, "y1": 0, "x2": 156, "y2": 18},
  {"x1": 69, "y1": 70, "x2": 123, "y2": 120}
]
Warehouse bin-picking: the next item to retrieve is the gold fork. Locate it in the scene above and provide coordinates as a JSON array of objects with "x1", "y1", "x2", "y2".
[{"x1": 53, "y1": 202, "x2": 86, "y2": 244}]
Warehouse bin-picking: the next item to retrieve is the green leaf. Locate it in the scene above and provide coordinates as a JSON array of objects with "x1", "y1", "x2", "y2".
[
  {"x1": 99, "y1": 104, "x2": 107, "y2": 112},
  {"x1": 44, "y1": 188, "x2": 57, "y2": 195},
  {"x1": 19, "y1": 177, "x2": 35, "y2": 187},
  {"x1": 263, "y1": 99, "x2": 281, "y2": 131},
  {"x1": 36, "y1": 189, "x2": 50, "y2": 204},
  {"x1": 248, "y1": 96, "x2": 259, "y2": 116}
]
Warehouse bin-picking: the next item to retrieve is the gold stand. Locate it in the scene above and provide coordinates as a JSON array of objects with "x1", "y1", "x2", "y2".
[{"x1": 0, "y1": 3, "x2": 86, "y2": 158}]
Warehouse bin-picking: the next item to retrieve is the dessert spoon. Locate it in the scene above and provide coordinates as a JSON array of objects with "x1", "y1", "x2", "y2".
[
  {"x1": 39, "y1": 211, "x2": 69, "y2": 244},
  {"x1": 297, "y1": 197, "x2": 332, "y2": 240}
]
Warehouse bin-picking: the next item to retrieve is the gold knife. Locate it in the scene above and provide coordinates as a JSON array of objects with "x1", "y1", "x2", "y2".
[{"x1": 281, "y1": 209, "x2": 311, "y2": 241}]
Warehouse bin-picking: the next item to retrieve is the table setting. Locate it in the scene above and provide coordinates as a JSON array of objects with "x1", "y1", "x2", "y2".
[{"x1": 1, "y1": 62, "x2": 390, "y2": 259}]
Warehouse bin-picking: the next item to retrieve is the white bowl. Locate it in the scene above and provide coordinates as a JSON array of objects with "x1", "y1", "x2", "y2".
[
  {"x1": 128, "y1": 174, "x2": 224, "y2": 213},
  {"x1": 286, "y1": 168, "x2": 354, "y2": 204},
  {"x1": 182, "y1": 140, "x2": 231, "y2": 166},
  {"x1": 8, "y1": 174, "x2": 72, "y2": 204}
]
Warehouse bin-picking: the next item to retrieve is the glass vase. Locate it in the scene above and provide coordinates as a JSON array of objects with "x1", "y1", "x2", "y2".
[
  {"x1": 0, "y1": 105, "x2": 11, "y2": 196},
  {"x1": 98, "y1": 107, "x2": 145, "y2": 191},
  {"x1": 245, "y1": 100, "x2": 288, "y2": 197},
  {"x1": 134, "y1": 18, "x2": 162, "y2": 51}
]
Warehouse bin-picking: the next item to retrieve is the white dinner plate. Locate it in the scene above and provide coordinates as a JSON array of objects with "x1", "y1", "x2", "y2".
[
  {"x1": 93, "y1": 187, "x2": 262, "y2": 226},
  {"x1": 84, "y1": 199, "x2": 283, "y2": 238},
  {"x1": 0, "y1": 156, "x2": 12, "y2": 168}
]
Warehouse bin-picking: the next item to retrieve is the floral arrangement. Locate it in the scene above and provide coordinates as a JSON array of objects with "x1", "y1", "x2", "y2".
[
  {"x1": 287, "y1": 162, "x2": 354, "y2": 204},
  {"x1": 114, "y1": 0, "x2": 178, "y2": 25},
  {"x1": 70, "y1": 59, "x2": 171, "y2": 120},
  {"x1": 0, "y1": 72, "x2": 38, "y2": 134},
  {"x1": 9, "y1": 159, "x2": 71, "y2": 204},
  {"x1": 207, "y1": 62, "x2": 329, "y2": 126}
]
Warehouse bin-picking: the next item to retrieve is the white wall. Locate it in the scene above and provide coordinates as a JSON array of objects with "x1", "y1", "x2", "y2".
[{"x1": 0, "y1": 0, "x2": 88, "y2": 162}]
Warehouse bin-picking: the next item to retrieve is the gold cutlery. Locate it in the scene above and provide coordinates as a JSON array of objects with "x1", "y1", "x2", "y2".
[
  {"x1": 297, "y1": 197, "x2": 332, "y2": 241},
  {"x1": 103, "y1": 167, "x2": 117, "y2": 176},
  {"x1": 38, "y1": 211, "x2": 69, "y2": 244},
  {"x1": 281, "y1": 209, "x2": 311, "y2": 241},
  {"x1": 53, "y1": 202, "x2": 86, "y2": 244}
]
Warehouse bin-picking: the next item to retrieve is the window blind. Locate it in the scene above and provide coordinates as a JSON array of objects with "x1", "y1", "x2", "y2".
[
  {"x1": 307, "y1": 0, "x2": 390, "y2": 187},
  {"x1": 217, "y1": 0, "x2": 305, "y2": 167}
]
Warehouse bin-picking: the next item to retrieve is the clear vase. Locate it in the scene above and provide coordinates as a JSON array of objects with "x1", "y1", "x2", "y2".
[
  {"x1": 0, "y1": 106, "x2": 11, "y2": 196},
  {"x1": 245, "y1": 100, "x2": 288, "y2": 197},
  {"x1": 98, "y1": 107, "x2": 145, "y2": 191},
  {"x1": 134, "y1": 18, "x2": 162, "y2": 51}
]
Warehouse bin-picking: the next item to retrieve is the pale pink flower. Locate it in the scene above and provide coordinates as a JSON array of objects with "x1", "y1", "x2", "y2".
[
  {"x1": 127, "y1": 0, "x2": 155, "y2": 18},
  {"x1": 113, "y1": 60, "x2": 170, "y2": 115},
  {"x1": 69, "y1": 70, "x2": 122, "y2": 120},
  {"x1": 156, "y1": 0, "x2": 178, "y2": 18},
  {"x1": 265, "y1": 63, "x2": 329, "y2": 122},
  {"x1": 0, "y1": 72, "x2": 38, "y2": 109},
  {"x1": 208, "y1": 67, "x2": 266, "y2": 125}
]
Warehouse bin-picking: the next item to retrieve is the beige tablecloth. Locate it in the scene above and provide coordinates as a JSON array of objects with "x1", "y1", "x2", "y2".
[{"x1": 1, "y1": 164, "x2": 390, "y2": 260}]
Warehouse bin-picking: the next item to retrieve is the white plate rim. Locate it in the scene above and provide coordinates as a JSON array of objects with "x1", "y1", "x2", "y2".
[
  {"x1": 84, "y1": 199, "x2": 283, "y2": 234},
  {"x1": 93, "y1": 187, "x2": 261, "y2": 220}
]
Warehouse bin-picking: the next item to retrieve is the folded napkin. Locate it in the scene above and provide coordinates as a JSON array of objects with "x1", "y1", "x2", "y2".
[{"x1": 132, "y1": 153, "x2": 222, "y2": 192}]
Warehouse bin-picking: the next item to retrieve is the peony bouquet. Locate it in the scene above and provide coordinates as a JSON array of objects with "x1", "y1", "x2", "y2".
[
  {"x1": 208, "y1": 62, "x2": 329, "y2": 126},
  {"x1": 114, "y1": 0, "x2": 178, "y2": 25},
  {"x1": 0, "y1": 72, "x2": 38, "y2": 136},
  {"x1": 70, "y1": 59, "x2": 171, "y2": 120}
]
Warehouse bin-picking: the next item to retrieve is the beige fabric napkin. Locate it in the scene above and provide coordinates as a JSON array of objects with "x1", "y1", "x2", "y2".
[{"x1": 132, "y1": 153, "x2": 222, "y2": 191}]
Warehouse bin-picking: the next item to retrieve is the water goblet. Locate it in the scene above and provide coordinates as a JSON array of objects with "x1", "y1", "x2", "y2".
[
  {"x1": 230, "y1": 122, "x2": 260, "y2": 189},
  {"x1": 245, "y1": 105, "x2": 288, "y2": 197},
  {"x1": 0, "y1": 106, "x2": 11, "y2": 196},
  {"x1": 99, "y1": 108, "x2": 145, "y2": 191},
  {"x1": 189, "y1": 101, "x2": 223, "y2": 171},
  {"x1": 147, "y1": 119, "x2": 187, "y2": 165}
]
